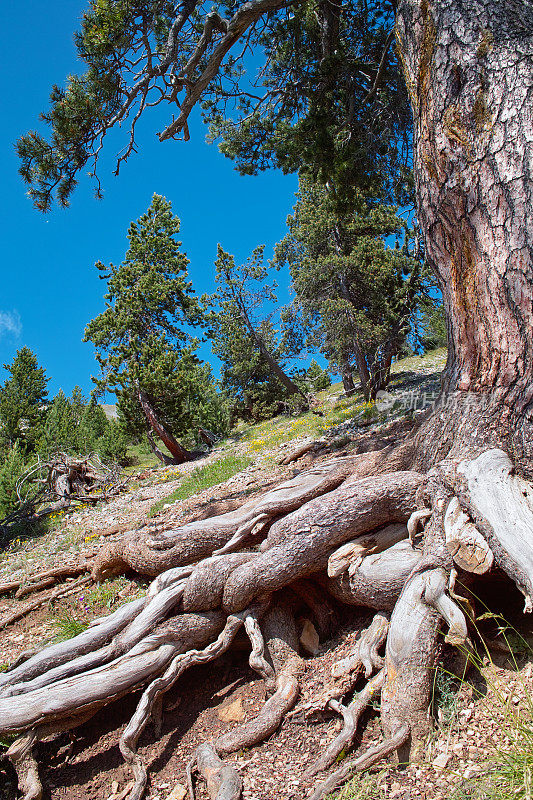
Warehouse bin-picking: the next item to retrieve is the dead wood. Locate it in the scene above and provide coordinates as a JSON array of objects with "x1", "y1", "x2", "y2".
[
  {"x1": 0, "y1": 575, "x2": 91, "y2": 630},
  {"x1": 0, "y1": 455, "x2": 127, "y2": 537},
  {"x1": 0, "y1": 564, "x2": 90, "y2": 598},
  {"x1": 0, "y1": 445, "x2": 531, "y2": 800},
  {"x1": 279, "y1": 438, "x2": 327, "y2": 465}
]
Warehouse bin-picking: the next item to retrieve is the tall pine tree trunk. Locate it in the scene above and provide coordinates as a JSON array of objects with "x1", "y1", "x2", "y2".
[
  {"x1": 396, "y1": 0, "x2": 533, "y2": 473},
  {"x1": 137, "y1": 389, "x2": 192, "y2": 464},
  {"x1": 341, "y1": 369, "x2": 356, "y2": 395}
]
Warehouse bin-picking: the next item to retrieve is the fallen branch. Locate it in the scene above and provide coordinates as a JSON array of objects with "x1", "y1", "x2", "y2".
[{"x1": 0, "y1": 576, "x2": 91, "y2": 630}]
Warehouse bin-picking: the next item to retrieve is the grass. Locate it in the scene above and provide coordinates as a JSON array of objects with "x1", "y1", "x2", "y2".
[
  {"x1": 124, "y1": 440, "x2": 162, "y2": 473},
  {"x1": 236, "y1": 348, "x2": 449, "y2": 457},
  {"x1": 325, "y1": 604, "x2": 533, "y2": 800},
  {"x1": 147, "y1": 453, "x2": 253, "y2": 517},
  {"x1": 390, "y1": 346, "x2": 447, "y2": 376},
  {"x1": 432, "y1": 664, "x2": 463, "y2": 724},
  {"x1": 52, "y1": 611, "x2": 89, "y2": 641},
  {"x1": 238, "y1": 394, "x2": 380, "y2": 455},
  {"x1": 436, "y1": 608, "x2": 533, "y2": 800},
  {"x1": 86, "y1": 576, "x2": 144, "y2": 609}
]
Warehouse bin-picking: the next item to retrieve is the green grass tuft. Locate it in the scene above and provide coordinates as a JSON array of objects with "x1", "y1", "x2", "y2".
[
  {"x1": 52, "y1": 612, "x2": 89, "y2": 641},
  {"x1": 147, "y1": 453, "x2": 253, "y2": 518},
  {"x1": 87, "y1": 577, "x2": 144, "y2": 610}
]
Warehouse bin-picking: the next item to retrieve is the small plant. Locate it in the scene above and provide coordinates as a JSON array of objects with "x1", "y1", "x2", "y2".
[
  {"x1": 86, "y1": 576, "x2": 136, "y2": 610},
  {"x1": 327, "y1": 770, "x2": 386, "y2": 799},
  {"x1": 147, "y1": 453, "x2": 252, "y2": 517},
  {"x1": 432, "y1": 665, "x2": 462, "y2": 724},
  {"x1": 52, "y1": 612, "x2": 88, "y2": 641}
]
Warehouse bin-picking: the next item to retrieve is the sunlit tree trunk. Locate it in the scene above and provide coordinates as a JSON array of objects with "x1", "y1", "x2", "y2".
[
  {"x1": 137, "y1": 389, "x2": 192, "y2": 464},
  {"x1": 396, "y1": 0, "x2": 533, "y2": 472}
]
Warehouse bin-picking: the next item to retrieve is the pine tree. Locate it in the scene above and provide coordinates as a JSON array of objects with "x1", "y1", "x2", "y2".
[
  {"x1": 84, "y1": 194, "x2": 207, "y2": 463},
  {"x1": 276, "y1": 179, "x2": 436, "y2": 399},
  {"x1": 0, "y1": 347, "x2": 48, "y2": 454},
  {"x1": 78, "y1": 398, "x2": 109, "y2": 453},
  {"x1": 39, "y1": 390, "x2": 79, "y2": 456},
  {"x1": 207, "y1": 244, "x2": 306, "y2": 420},
  {"x1": 0, "y1": 445, "x2": 27, "y2": 519},
  {"x1": 304, "y1": 360, "x2": 331, "y2": 392}
]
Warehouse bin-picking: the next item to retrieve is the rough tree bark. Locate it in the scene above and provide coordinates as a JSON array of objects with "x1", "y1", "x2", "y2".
[
  {"x1": 395, "y1": 0, "x2": 533, "y2": 469},
  {"x1": 2, "y1": 2, "x2": 533, "y2": 799},
  {"x1": 138, "y1": 388, "x2": 193, "y2": 464}
]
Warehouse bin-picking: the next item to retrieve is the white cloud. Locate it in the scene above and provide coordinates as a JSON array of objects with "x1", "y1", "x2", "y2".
[{"x1": 0, "y1": 310, "x2": 22, "y2": 339}]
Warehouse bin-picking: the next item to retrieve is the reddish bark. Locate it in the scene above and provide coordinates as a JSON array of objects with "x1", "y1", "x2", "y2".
[
  {"x1": 138, "y1": 389, "x2": 192, "y2": 464},
  {"x1": 396, "y1": 0, "x2": 533, "y2": 467}
]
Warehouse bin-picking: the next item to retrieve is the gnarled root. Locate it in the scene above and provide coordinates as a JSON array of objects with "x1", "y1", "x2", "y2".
[
  {"x1": 323, "y1": 539, "x2": 422, "y2": 612},
  {"x1": 332, "y1": 613, "x2": 389, "y2": 681},
  {"x1": 6, "y1": 733, "x2": 43, "y2": 800},
  {"x1": 308, "y1": 725, "x2": 409, "y2": 800},
  {"x1": 190, "y1": 743, "x2": 243, "y2": 800},
  {"x1": 93, "y1": 455, "x2": 363, "y2": 579},
  {"x1": 450, "y1": 449, "x2": 533, "y2": 610},
  {"x1": 215, "y1": 603, "x2": 303, "y2": 756},
  {"x1": 222, "y1": 471, "x2": 423, "y2": 612},
  {"x1": 2, "y1": 446, "x2": 533, "y2": 800},
  {"x1": 307, "y1": 668, "x2": 386, "y2": 777},
  {"x1": 120, "y1": 610, "x2": 251, "y2": 800}
]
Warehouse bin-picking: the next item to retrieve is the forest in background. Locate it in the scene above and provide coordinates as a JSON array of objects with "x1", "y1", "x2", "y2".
[{"x1": 0, "y1": 187, "x2": 444, "y2": 522}]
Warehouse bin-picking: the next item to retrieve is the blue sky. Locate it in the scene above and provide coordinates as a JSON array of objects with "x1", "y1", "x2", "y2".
[{"x1": 0, "y1": 1, "x2": 298, "y2": 400}]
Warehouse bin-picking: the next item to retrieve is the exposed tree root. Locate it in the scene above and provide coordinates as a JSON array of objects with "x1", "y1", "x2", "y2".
[
  {"x1": 279, "y1": 438, "x2": 327, "y2": 465},
  {"x1": 93, "y1": 455, "x2": 363, "y2": 579},
  {"x1": 189, "y1": 743, "x2": 242, "y2": 800},
  {"x1": 332, "y1": 613, "x2": 389, "y2": 681},
  {"x1": 308, "y1": 725, "x2": 410, "y2": 800},
  {"x1": 6, "y1": 733, "x2": 43, "y2": 800},
  {"x1": 307, "y1": 668, "x2": 386, "y2": 776},
  {"x1": 451, "y1": 449, "x2": 533, "y2": 610},
  {"x1": 120, "y1": 610, "x2": 250, "y2": 800},
  {"x1": 215, "y1": 603, "x2": 303, "y2": 755},
  {"x1": 0, "y1": 575, "x2": 91, "y2": 630},
  {"x1": 93, "y1": 447, "x2": 413, "y2": 580},
  {"x1": 0, "y1": 564, "x2": 89, "y2": 597},
  {"x1": 0, "y1": 447, "x2": 531, "y2": 800},
  {"x1": 222, "y1": 471, "x2": 423, "y2": 612}
]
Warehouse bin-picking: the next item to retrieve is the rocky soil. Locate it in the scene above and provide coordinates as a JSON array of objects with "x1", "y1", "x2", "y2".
[{"x1": 1, "y1": 352, "x2": 531, "y2": 800}]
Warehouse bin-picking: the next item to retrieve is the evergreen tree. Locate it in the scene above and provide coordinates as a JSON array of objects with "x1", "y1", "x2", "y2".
[
  {"x1": 0, "y1": 347, "x2": 48, "y2": 454},
  {"x1": 419, "y1": 306, "x2": 447, "y2": 353},
  {"x1": 16, "y1": 0, "x2": 409, "y2": 213},
  {"x1": 208, "y1": 245, "x2": 308, "y2": 420},
  {"x1": 38, "y1": 390, "x2": 78, "y2": 456},
  {"x1": 116, "y1": 353, "x2": 230, "y2": 449},
  {"x1": 95, "y1": 419, "x2": 130, "y2": 464},
  {"x1": 276, "y1": 179, "x2": 436, "y2": 399},
  {"x1": 211, "y1": 312, "x2": 296, "y2": 422},
  {"x1": 84, "y1": 194, "x2": 207, "y2": 464},
  {"x1": 0, "y1": 445, "x2": 27, "y2": 519},
  {"x1": 304, "y1": 360, "x2": 331, "y2": 392},
  {"x1": 78, "y1": 397, "x2": 109, "y2": 453}
]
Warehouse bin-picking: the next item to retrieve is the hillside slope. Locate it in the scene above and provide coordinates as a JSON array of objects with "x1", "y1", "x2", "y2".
[{"x1": 1, "y1": 349, "x2": 531, "y2": 800}]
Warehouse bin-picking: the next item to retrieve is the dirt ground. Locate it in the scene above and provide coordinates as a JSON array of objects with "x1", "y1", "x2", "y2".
[{"x1": 1, "y1": 394, "x2": 532, "y2": 800}]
